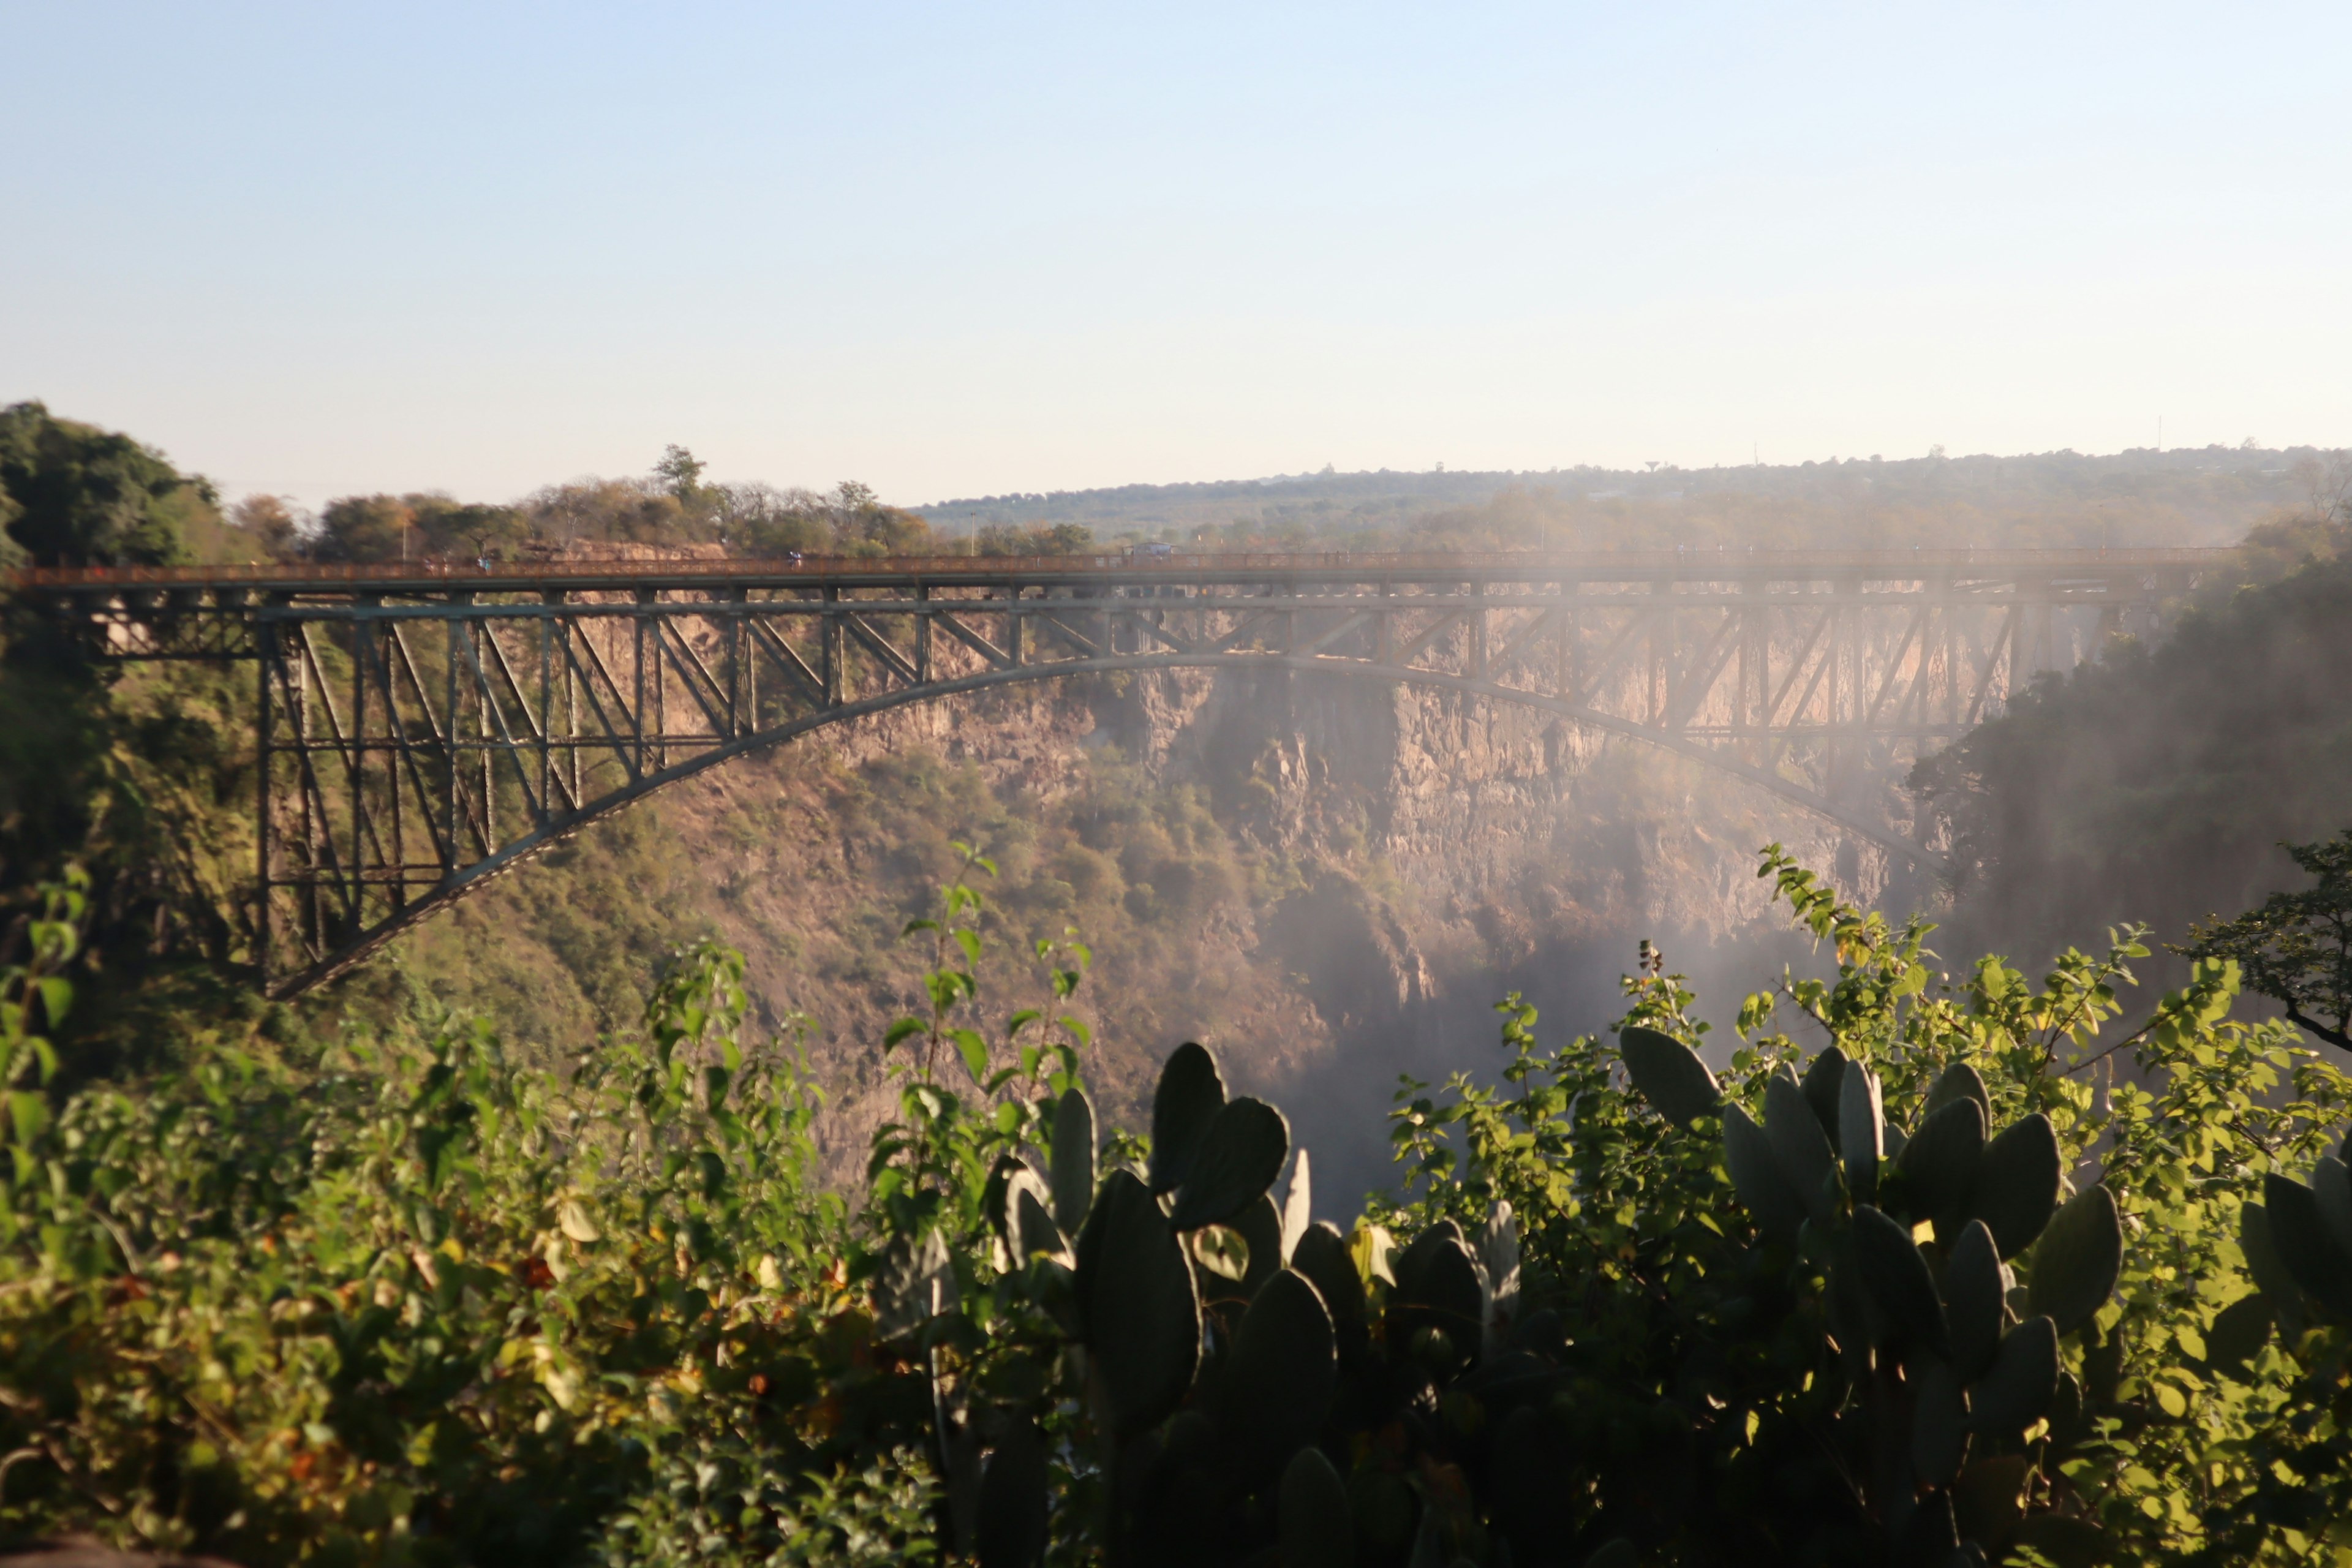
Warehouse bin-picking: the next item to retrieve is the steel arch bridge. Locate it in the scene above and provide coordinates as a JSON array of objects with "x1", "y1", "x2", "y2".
[{"x1": 13, "y1": 547, "x2": 2220, "y2": 995}]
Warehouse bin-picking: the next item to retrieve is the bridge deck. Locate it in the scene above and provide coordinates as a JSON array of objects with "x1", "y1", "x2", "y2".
[{"x1": 9, "y1": 545, "x2": 2226, "y2": 597}]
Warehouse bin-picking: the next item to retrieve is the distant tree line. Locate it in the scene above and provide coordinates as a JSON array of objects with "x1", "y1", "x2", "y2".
[{"x1": 221, "y1": 446, "x2": 1101, "y2": 567}]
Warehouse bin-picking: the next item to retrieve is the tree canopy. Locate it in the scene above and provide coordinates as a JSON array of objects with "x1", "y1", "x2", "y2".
[
  {"x1": 2184, "y1": 830, "x2": 2352, "y2": 1050},
  {"x1": 0, "y1": 400, "x2": 213, "y2": 568}
]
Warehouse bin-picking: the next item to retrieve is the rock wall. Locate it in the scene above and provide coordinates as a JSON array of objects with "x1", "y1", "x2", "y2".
[{"x1": 388, "y1": 662, "x2": 1929, "y2": 1205}]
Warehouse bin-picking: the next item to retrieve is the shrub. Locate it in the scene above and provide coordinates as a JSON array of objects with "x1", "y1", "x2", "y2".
[{"x1": 4, "y1": 848, "x2": 2351, "y2": 1565}]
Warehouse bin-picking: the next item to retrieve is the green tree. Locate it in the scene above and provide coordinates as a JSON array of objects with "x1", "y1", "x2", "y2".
[
  {"x1": 410, "y1": 496, "x2": 529, "y2": 560},
  {"x1": 2182, "y1": 829, "x2": 2352, "y2": 1049},
  {"x1": 655, "y1": 443, "x2": 710, "y2": 505},
  {"x1": 227, "y1": 494, "x2": 303, "y2": 561},
  {"x1": 310, "y1": 494, "x2": 414, "y2": 562},
  {"x1": 830, "y1": 481, "x2": 932, "y2": 556},
  {"x1": 976, "y1": 521, "x2": 1096, "y2": 557},
  {"x1": 0, "y1": 401, "x2": 208, "y2": 568}
]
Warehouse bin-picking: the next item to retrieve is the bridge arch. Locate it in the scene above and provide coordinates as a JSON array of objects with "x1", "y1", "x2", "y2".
[
  {"x1": 272, "y1": 648, "x2": 1945, "y2": 998},
  {"x1": 31, "y1": 548, "x2": 2169, "y2": 994}
]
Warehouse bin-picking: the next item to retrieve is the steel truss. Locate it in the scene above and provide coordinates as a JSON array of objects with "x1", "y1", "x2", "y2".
[{"x1": 13, "y1": 549, "x2": 2217, "y2": 993}]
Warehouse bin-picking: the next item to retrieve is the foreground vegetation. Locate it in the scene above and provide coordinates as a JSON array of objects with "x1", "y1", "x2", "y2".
[{"x1": 3, "y1": 837, "x2": 2352, "y2": 1566}]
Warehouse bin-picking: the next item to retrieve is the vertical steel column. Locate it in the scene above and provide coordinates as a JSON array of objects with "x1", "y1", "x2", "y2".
[
  {"x1": 1556, "y1": 584, "x2": 1578, "y2": 701},
  {"x1": 557, "y1": 611, "x2": 578, "y2": 804},
  {"x1": 350, "y1": 614, "x2": 370, "y2": 934},
  {"x1": 295, "y1": 633, "x2": 317, "y2": 952},
  {"x1": 445, "y1": 601, "x2": 465, "y2": 877},
  {"x1": 475, "y1": 620, "x2": 495, "y2": 850},
  {"x1": 1468, "y1": 578, "x2": 1487, "y2": 680},
  {"x1": 255, "y1": 622, "x2": 273, "y2": 979},
  {"x1": 821, "y1": 585, "x2": 842, "y2": 703},
  {"x1": 915, "y1": 583, "x2": 933, "y2": 681},
  {"x1": 1648, "y1": 576, "x2": 1670, "y2": 726},
  {"x1": 1738, "y1": 579, "x2": 1762, "y2": 743},
  {"x1": 539, "y1": 592, "x2": 557, "y2": 807},
  {"x1": 742, "y1": 594, "x2": 760, "y2": 728},
  {"x1": 380, "y1": 622, "x2": 404, "y2": 914},
  {"x1": 633, "y1": 587, "x2": 652, "y2": 777}
]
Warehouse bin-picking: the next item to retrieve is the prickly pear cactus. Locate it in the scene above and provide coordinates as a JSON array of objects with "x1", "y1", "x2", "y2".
[{"x1": 1627, "y1": 1037, "x2": 2123, "y2": 1563}]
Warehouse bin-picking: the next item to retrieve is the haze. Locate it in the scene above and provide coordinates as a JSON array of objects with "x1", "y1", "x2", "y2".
[{"x1": 6, "y1": 1, "x2": 2348, "y2": 508}]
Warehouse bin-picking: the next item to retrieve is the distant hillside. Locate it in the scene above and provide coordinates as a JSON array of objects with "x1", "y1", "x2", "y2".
[{"x1": 918, "y1": 443, "x2": 2334, "y2": 551}]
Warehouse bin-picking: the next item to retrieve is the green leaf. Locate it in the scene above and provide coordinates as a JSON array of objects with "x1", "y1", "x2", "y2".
[
  {"x1": 1764, "y1": 1069, "x2": 1836, "y2": 1210},
  {"x1": 1969, "y1": 1316, "x2": 2059, "y2": 1436},
  {"x1": 1050, "y1": 1086, "x2": 1096, "y2": 1235},
  {"x1": 2262, "y1": 1172, "x2": 2352, "y2": 1319},
  {"x1": 2312, "y1": 1155, "x2": 2352, "y2": 1261},
  {"x1": 1892, "y1": 1096, "x2": 1985, "y2": 1241},
  {"x1": 883, "y1": 1017, "x2": 926, "y2": 1050},
  {"x1": 2240, "y1": 1203, "x2": 2308, "y2": 1336},
  {"x1": 1073, "y1": 1170, "x2": 1201, "y2": 1438},
  {"x1": 2027, "y1": 1184, "x2": 2124, "y2": 1335},
  {"x1": 1008, "y1": 1172, "x2": 1068, "y2": 1268},
  {"x1": 2007, "y1": 1515, "x2": 2109, "y2": 1568},
  {"x1": 1911, "y1": 1357, "x2": 1969, "y2": 1487},
  {"x1": 1839, "y1": 1063, "x2": 1885, "y2": 1206},
  {"x1": 1923, "y1": 1061, "x2": 1991, "y2": 1125},
  {"x1": 1852, "y1": 1203, "x2": 1948, "y2": 1355},
  {"x1": 1169, "y1": 1097, "x2": 1290, "y2": 1231},
  {"x1": 1149, "y1": 1042, "x2": 1227, "y2": 1194},
  {"x1": 975, "y1": 1416, "x2": 1048, "y2": 1568},
  {"x1": 1798, "y1": 1046, "x2": 1847, "y2": 1150},
  {"x1": 1278, "y1": 1446, "x2": 1355, "y2": 1568},
  {"x1": 1618, "y1": 1025, "x2": 1719, "y2": 1128},
  {"x1": 872, "y1": 1227, "x2": 955, "y2": 1340},
  {"x1": 1724, "y1": 1102, "x2": 1806, "y2": 1242},
  {"x1": 953, "y1": 928, "x2": 982, "y2": 968},
  {"x1": 951, "y1": 1028, "x2": 990, "y2": 1084},
  {"x1": 1967, "y1": 1113, "x2": 2060, "y2": 1260},
  {"x1": 1279, "y1": 1149, "x2": 1313, "y2": 1265},
  {"x1": 1232, "y1": 1193, "x2": 1284, "y2": 1299},
  {"x1": 34, "y1": 978, "x2": 70, "y2": 1030},
  {"x1": 1951, "y1": 1457, "x2": 2029, "y2": 1556},
  {"x1": 2201, "y1": 1293, "x2": 2272, "y2": 1381},
  {"x1": 1191, "y1": 1222, "x2": 1250, "y2": 1283},
  {"x1": 6, "y1": 1091, "x2": 48, "y2": 1148},
  {"x1": 1389, "y1": 1221, "x2": 1483, "y2": 1371},
  {"x1": 1289, "y1": 1221, "x2": 1367, "y2": 1346},
  {"x1": 1212, "y1": 1269, "x2": 1338, "y2": 1479},
  {"x1": 1944, "y1": 1219, "x2": 2007, "y2": 1383}
]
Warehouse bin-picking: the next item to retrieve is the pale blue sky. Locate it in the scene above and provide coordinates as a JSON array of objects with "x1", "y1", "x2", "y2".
[{"x1": 4, "y1": 2, "x2": 2346, "y2": 508}]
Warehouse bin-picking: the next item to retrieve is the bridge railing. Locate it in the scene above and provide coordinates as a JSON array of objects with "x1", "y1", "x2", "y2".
[{"x1": 6, "y1": 545, "x2": 2231, "y2": 592}]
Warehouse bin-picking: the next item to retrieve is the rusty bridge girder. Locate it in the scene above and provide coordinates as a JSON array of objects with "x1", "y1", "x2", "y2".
[{"x1": 11, "y1": 548, "x2": 2222, "y2": 994}]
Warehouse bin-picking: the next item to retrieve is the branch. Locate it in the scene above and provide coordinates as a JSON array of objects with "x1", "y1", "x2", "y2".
[
  {"x1": 2283, "y1": 1003, "x2": 2352, "y2": 1052},
  {"x1": 2058, "y1": 1016, "x2": 2162, "y2": 1079},
  {"x1": 1776, "y1": 979, "x2": 1836, "y2": 1039}
]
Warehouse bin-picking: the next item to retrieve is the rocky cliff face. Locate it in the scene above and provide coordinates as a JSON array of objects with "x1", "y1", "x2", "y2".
[{"x1": 383, "y1": 663, "x2": 1927, "y2": 1204}]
